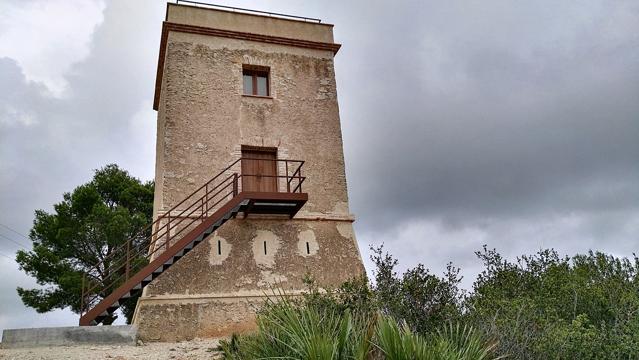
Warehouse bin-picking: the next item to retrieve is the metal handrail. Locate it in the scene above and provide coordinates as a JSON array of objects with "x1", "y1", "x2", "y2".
[
  {"x1": 80, "y1": 158, "x2": 295, "y2": 277},
  {"x1": 80, "y1": 157, "x2": 305, "y2": 316}
]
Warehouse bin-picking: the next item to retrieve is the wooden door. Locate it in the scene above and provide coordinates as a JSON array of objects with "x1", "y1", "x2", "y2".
[{"x1": 241, "y1": 147, "x2": 278, "y2": 193}]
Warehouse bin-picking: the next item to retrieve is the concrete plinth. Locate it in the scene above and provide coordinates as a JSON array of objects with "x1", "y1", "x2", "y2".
[{"x1": 1, "y1": 325, "x2": 137, "y2": 348}]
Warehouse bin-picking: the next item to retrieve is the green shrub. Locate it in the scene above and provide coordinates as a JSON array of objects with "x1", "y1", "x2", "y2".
[
  {"x1": 467, "y1": 246, "x2": 639, "y2": 359},
  {"x1": 374, "y1": 315, "x2": 431, "y2": 359},
  {"x1": 375, "y1": 317, "x2": 502, "y2": 360},
  {"x1": 221, "y1": 246, "x2": 639, "y2": 359},
  {"x1": 434, "y1": 323, "x2": 502, "y2": 360},
  {"x1": 370, "y1": 245, "x2": 464, "y2": 335},
  {"x1": 219, "y1": 295, "x2": 377, "y2": 360},
  {"x1": 220, "y1": 292, "x2": 498, "y2": 360}
]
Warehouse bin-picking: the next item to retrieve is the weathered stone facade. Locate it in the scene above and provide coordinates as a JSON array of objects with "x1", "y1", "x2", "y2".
[{"x1": 133, "y1": 4, "x2": 364, "y2": 341}]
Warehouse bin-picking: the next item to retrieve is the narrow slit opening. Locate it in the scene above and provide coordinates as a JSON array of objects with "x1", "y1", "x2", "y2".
[
  {"x1": 306, "y1": 242, "x2": 310, "y2": 254},
  {"x1": 263, "y1": 241, "x2": 267, "y2": 255},
  {"x1": 217, "y1": 240, "x2": 221, "y2": 255}
]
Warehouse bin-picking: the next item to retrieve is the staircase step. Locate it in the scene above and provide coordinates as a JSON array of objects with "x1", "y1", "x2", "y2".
[{"x1": 80, "y1": 193, "x2": 285, "y2": 327}]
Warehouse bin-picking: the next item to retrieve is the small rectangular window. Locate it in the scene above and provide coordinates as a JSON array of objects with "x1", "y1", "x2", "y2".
[{"x1": 243, "y1": 65, "x2": 270, "y2": 97}]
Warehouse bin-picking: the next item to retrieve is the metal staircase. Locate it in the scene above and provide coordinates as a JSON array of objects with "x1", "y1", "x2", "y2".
[{"x1": 79, "y1": 158, "x2": 307, "y2": 326}]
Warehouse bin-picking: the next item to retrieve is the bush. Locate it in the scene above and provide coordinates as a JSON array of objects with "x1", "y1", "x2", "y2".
[
  {"x1": 219, "y1": 295, "x2": 377, "y2": 360},
  {"x1": 220, "y1": 283, "x2": 498, "y2": 360},
  {"x1": 371, "y1": 245, "x2": 464, "y2": 335},
  {"x1": 466, "y1": 246, "x2": 639, "y2": 359},
  {"x1": 221, "y1": 245, "x2": 639, "y2": 359}
]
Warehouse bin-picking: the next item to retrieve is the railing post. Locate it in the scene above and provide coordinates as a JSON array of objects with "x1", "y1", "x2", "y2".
[
  {"x1": 298, "y1": 165, "x2": 302, "y2": 193},
  {"x1": 166, "y1": 216, "x2": 171, "y2": 250},
  {"x1": 126, "y1": 240, "x2": 130, "y2": 281},
  {"x1": 286, "y1": 160, "x2": 290, "y2": 193},
  {"x1": 233, "y1": 173, "x2": 238, "y2": 196},
  {"x1": 204, "y1": 183, "x2": 208, "y2": 215}
]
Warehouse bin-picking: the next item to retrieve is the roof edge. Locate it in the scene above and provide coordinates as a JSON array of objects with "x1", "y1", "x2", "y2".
[{"x1": 168, "y1": 2, "x2": 335, "y2": 28}]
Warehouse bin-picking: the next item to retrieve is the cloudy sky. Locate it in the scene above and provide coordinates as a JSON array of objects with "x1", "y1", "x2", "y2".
[{"x1": 1, "y1": 0, "x2": 638, "y2": 330}]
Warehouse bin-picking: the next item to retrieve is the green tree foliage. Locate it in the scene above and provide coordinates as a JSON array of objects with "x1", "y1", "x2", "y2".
[
  {"x1": 15, "y1": 164, "x2": 154, "y2": 324},
  {"x1": 371, "y1": 245, "x2": 464, "y2": 335},
  {"x1": 466, "y1": 246, "x2": 639, "y2": 359}
]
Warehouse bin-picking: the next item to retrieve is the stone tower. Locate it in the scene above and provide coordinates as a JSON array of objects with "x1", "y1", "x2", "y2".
[{"x1": 133, "y1": 3, "x2": 365, "y2": 341}]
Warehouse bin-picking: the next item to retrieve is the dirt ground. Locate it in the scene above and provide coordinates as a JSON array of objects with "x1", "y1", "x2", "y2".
[{"x1": 0, "y1": 338, "x2": 222, "y2": 360}]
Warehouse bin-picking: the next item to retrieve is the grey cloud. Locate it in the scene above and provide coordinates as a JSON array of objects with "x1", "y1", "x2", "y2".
[
  {"x1": 331, "y1": 1, "x2": 639, "y2": 233},
  {"x1": 0, "y1": 0, "x2": 163, "y2": 329}
]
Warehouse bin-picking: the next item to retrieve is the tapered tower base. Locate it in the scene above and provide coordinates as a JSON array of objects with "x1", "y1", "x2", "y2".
[{"x1": 133, "y1": 219, "x2": 363, "y2": 341}]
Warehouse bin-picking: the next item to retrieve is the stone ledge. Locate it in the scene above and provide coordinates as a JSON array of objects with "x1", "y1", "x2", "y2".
[
  {"x1": 138, "y1": 289, "x2": 306, "y2": 304},
  {"x1": 1, "y1": 325, "x2": 137, "y2": 349}
]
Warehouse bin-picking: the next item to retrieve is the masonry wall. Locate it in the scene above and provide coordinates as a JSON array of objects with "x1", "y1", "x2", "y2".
[{"x1": 134, "y1": 10, "x2": 364, "y2": 341}]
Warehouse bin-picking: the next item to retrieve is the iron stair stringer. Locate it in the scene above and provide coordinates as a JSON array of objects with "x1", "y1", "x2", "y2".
[{"x1": 79, "y1": 196, "x2": 250, "y2": 326}]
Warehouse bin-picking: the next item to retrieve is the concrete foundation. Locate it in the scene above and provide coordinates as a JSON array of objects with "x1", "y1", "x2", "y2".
[{"x1": 1, "y1": 325, "x2": 137, "y2": 349}]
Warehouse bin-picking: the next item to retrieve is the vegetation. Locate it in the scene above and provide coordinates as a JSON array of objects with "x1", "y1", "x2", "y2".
[
  {"x1": 370, "y1": 246, "x2": 464, "y2": 334},
  {"x1": 220, "y1": 287, "x2": 499, "y2": 360},
  {"x1": 466, "y1": 246, "x2": 639, "y2": 359},
  {"x1": 16, "y1": 164, "x2": 153, "y2": 324},
  {"x1": 222, "y1": 245, "x2": 639, "y2": 359}
]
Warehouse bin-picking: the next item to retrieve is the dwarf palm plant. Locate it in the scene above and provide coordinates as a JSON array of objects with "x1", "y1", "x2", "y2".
[
  {"x1": 220, "y1": 296, "x2": 376, "y2": 359},
  {"x1": 433, "y1": 323, "x2": 503, "y2": 360},
  {"x1": 374, "y1": 316, "x2": 503, "y2": 360},
  {"x1": 374, "y1": 315, "x2": 433, "y2": 359}
]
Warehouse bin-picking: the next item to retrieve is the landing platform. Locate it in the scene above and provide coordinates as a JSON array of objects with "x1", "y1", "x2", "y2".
[{"x1": 241, "y1": 191, "x2": 307, "y2": 217}]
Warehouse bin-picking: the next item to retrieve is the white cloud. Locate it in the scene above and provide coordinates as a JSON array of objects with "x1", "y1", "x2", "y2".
[
  {"x1": 0, "y1": 104, "x2": 36, "y2": 127},
  {"x1": 120, "y1": 100, "x2": 157, "y2": 182},
  {"x1": 0, "y1": 0, "x2": 106, "y2": 96}
]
